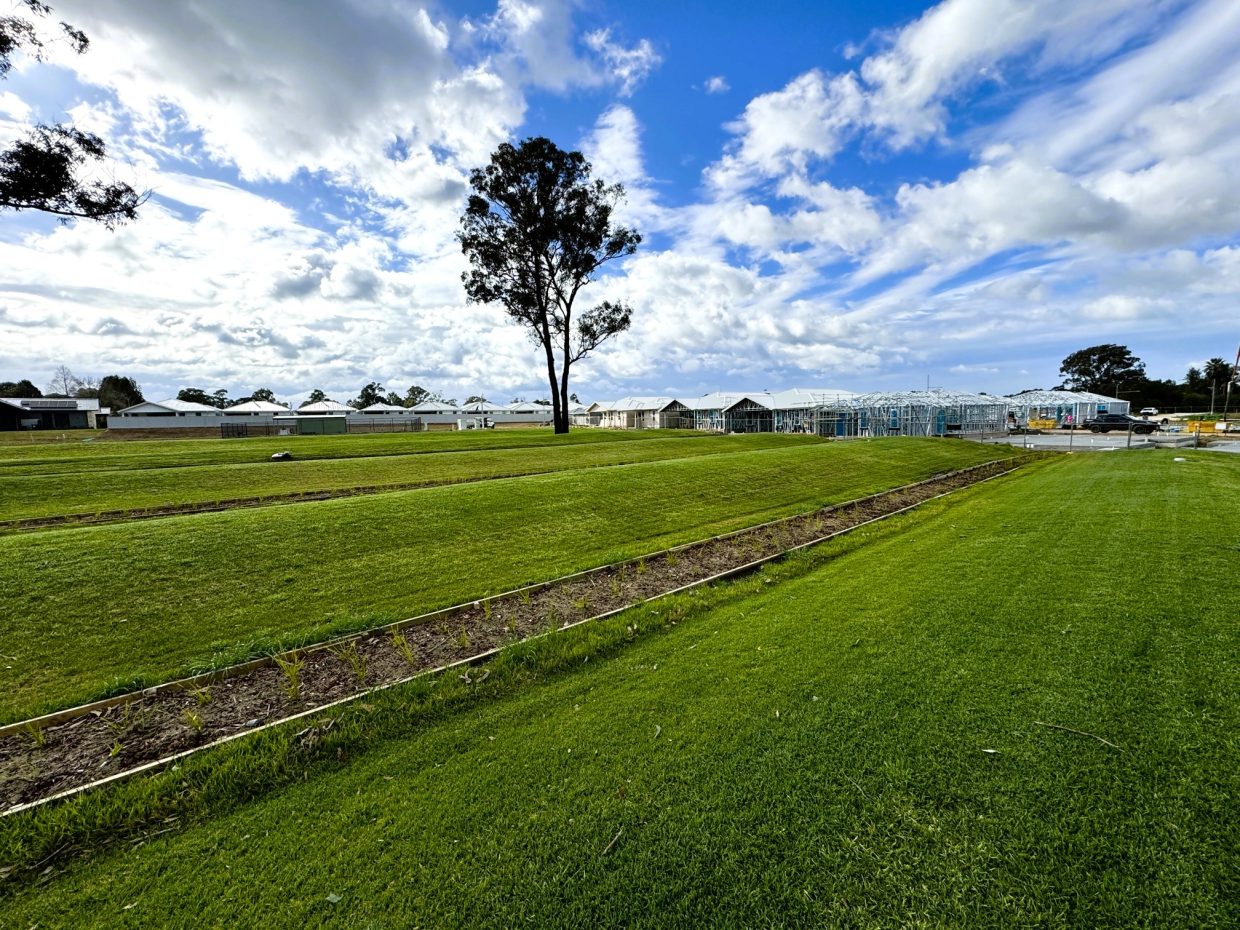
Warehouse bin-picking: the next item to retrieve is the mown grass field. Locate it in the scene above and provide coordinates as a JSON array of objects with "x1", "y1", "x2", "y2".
[
  {"x1": 0, "y1": 436, "x2": 1006, "y2": 722},
  {"x1": 2, "y1": 450, "x2": 1233, "y2": 928},
  {"x1": 0, "y1": 426, "x2": 694, "y2": 475},
  {"x1": 0, "y1": 433, "x2": 808, "y2": 523}
]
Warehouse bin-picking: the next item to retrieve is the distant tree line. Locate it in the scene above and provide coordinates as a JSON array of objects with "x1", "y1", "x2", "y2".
[
  {"x1": 1043, "y1": 344, "x2": 1238, "y2": 411},
  {"x1": 170, "y1": 383, "x2": 480, "y2": 410}
]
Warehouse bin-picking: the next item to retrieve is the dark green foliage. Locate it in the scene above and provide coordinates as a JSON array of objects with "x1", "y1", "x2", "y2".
[
  {"x1": 0, "y1": 3, "x2": 142, "y2": 227},
  {"x1": 175, "y1": 387, "x2": 231, "y2": 409},
  {"x1": 459, "y1": 137, "x2": 640, "y2": 433},
  {"x1": 0, "y1": 379, "x2": 40, "y2": 398},
  {"x1": 1058, "y1": 343, "x2": 1145, "y2": 393},
  {"x1": 348, "y1": 381, "x2": 386, "y2": 409},
  {"x1": 97, "y1": 375, "x2": 143, "y2": 411}
]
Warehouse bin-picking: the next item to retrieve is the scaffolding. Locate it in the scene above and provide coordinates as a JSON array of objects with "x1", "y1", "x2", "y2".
[
  {"x1": 1004, "y1": 390, "x2": 1129, "y2": 427},
  {"x1": 845, "y1": 390, "x2": 1009, "y2": 437}
]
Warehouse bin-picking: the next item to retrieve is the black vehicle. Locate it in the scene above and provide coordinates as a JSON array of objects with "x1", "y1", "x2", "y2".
[{"x1": 1082, "y1": 413, "x2": 1158, "y2": 434}]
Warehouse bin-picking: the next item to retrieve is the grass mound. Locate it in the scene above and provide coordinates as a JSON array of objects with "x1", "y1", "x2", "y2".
[{"x1": 3, "y1": 451, "x2": 1234, "y2": 927}]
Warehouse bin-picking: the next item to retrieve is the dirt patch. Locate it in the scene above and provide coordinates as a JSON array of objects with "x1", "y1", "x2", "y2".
[{"x1": 0, "y1": 458, "x2": 1023, "y2": 812}]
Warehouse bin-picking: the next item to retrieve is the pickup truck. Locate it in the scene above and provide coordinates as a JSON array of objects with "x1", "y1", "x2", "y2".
[{"x1": 1082, "y1": 413, "x2": 1159, "y2": 434}]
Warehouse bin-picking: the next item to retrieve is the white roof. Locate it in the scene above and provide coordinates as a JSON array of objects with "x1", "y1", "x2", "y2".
[
  {"x1": 599, "y1": 396, "x2": 683, "y2": 412},
  {"x1": 0, "y1": 396, "x2": 100, "y2": 412},
  {"x1": 679, "y1": 392, "x2": 750, "y2": 411},
  {"x1": 297, "y1": 399, "x2": 352, "y2": 414},
  {"x1": 460, "y1": 400, "x2": 498, "y2": 413},
  {"x1": 225, "y1": 400, "x2": 288, "y2": 413},
  {"x1": 121, "y1": 399, "x2": 222, "y2": 414},
  {"x1": 722, "y1": 393, "x2": 777, "y2": 410},
  {"x1": 359, "y1": 402, "x2": 410, "y2": 413},
  {"x1": 768, "y1": 387, "x2": 859, "y2": 409},
  {"x1": 410, "y1": 400, "x2": 459, "y2": 413}
]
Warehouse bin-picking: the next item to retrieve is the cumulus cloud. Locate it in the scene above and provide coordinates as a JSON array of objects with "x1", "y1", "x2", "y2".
[
  {"x1": 583, "y1": 29, "x2": 661, "y2": 97},
  {"x1": 3, "y1": 0, "x2": 1238, "y2": 398}
]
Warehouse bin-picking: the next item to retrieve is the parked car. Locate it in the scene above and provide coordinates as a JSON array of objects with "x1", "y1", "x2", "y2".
[
  {"x1": 1082, "y1": 413, "x2": 1158, "y2": 434},
  {"x1": 1139, "y1": 407, "x2": 1159, "y2": 416}
]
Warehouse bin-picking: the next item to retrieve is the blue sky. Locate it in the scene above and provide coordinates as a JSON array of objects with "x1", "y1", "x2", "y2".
[{"x1": 1, "y1": 0, "x2": 1237, "y2": 405}]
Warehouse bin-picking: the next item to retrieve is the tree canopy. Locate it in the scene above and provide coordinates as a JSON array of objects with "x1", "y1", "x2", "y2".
[
  {"x1": 0, "y1": 1, "x2": 144, "y2": 227},
  {"x1": 176, "y1": 387, "x2": 232, "y2": 409},
  {"x1": 98, "y1": 375, "x2": 143, "y2": 411},
  {"x1": 459, "y1": 136, "x2": 640, "y2": 433},
  {"x1": 1202, "y1": 357, "x2": 1237, "y2": 386},
  {"x1": 1058, "y1": 344, "x2": 1146, "y2": 394},
  {"x1": 0, "y1": 378, "x2": 41, "y2": 397},
  {"x1": 349, "y1": 381, "x2": 386, "y2": 409}
]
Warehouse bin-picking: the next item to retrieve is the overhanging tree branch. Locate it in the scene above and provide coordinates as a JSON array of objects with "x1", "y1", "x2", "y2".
[{"x1": 0, "y1": 2, "x2": 145, "y2": 228}]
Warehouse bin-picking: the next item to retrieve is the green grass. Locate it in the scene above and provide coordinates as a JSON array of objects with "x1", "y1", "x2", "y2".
[
  {"x1": 0, "y1": 429, "x2": 106, "y2": 445},
  {"x1": 0, "y1": 438, "x2": 1005, "y2": 722},
  {"x1": 2, "y1": 451, "x2": 1234, "y2": 927},
  {"x1": 0, "y1": 427, "x2": 694, "y2": 476},
  {"x1": 0, "y1": 433, "x2": 809, "y2": 523}
]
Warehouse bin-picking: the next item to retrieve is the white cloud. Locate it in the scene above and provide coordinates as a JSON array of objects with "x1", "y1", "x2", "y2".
[
  {"x1": 710, "y1": 70, "x2": 865, "y2": 188},
  {"x1": 583, "y1": 29, "x2": 661, "y2": 97},
  {"x1": 579, "y1": 105, "x2": 663, "y2": 231},
  {"x1": 704, "y1": 76, "x2": 729, "y2": 94}
]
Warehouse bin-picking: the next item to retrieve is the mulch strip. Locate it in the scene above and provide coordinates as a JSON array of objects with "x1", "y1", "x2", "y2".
[{"x1": 0, "y1": 458, "x2": 1022, "y2": 811}]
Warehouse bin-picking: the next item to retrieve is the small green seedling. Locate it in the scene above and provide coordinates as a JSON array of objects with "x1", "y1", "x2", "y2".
[
  {"x1": 482, "y1": 600, "x2": 493, "y2": 622},
  {"x1": 330, "y1": 642, "x2": 368, "y2": 685},
  {"x1": 182, "y1": 708, "x2": 204, "y2": 732},
  {"x1": 24, "y1": 720, "x2": 45, "y2": 748},
  {"x1": 390, "y1": 629, "x2": 416, "y2": 665},
  {"x1": 455, "y1": 628, "x2": 471, "y2": 651},
  {"x1": 109, "y1": 741, "x2": 122, "y2": 758},
  {"x1": 274, "y1": 654, "x2": 304, "y2": 700}
]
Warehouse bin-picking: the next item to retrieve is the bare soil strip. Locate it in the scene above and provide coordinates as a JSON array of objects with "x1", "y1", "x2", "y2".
[{"x1": 0, "y1": 457, "x2": 1025, "y2": 812}]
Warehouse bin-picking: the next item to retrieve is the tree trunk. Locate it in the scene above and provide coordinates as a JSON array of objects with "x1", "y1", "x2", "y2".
[
  {"x1": 557, "y1": 350, "x2": 573, "y2": 434},
  {"x1": 539, "y1": 320, "x2": 565, "y2": 435}
]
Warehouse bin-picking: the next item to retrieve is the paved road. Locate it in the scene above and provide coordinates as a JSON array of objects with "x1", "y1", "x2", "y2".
[{"x1": 979, "y1": 430, "x2": 1239, "y2": 453}]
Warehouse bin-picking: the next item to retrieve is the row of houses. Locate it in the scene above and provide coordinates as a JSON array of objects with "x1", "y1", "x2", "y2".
[
  {"x1": 576, "y1": 388, "x2": 1130, "y2": 437},
  {"x1": 103, "y1": 397, "x2": 581, "y2": 433},
  {"x1": 2, "y1": 388, "x2": 1128, "y2": 437}
]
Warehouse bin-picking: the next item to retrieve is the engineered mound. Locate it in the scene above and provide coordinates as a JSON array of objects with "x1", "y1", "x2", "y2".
[
  {"x1": 0, "y1": 458, "x2": 1022, "y2": 809},
  {"x1": 0, "y1": 437, "x2": 1008, "y2": 722},
  {"x1": 2, "y1": 451, "x2": 1233, "y2": 928},
  {"x1": 0, "y1": 433, "x2": 807, "y2": 526}
]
